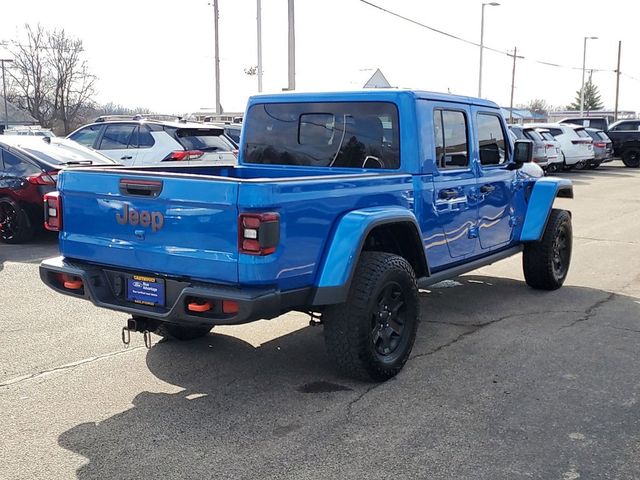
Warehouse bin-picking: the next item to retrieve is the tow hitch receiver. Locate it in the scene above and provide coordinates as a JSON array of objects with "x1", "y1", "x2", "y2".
[{"x1": 122, "y1": 317, "x2": 153, "y2": 349}]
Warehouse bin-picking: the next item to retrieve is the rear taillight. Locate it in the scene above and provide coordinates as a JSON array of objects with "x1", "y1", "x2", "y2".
[
  {"x1": 43, "y1": 191, "x2": 62, "y2": 231},
  {"x1": 27, "y1": 171, "x2": 58, "y2": 186},
  {"x1": 163, "y1": 150, "x2": 204, "y2": 161},
  {"x1": 232, "y1": 149, "x2": 239, "y2": 158},
  {"x1": 238, "y1": 212, "x2": 280, "y2": 255},
  {"x1": 594, "y1": 142, "x2": 606, "y2": 148}
]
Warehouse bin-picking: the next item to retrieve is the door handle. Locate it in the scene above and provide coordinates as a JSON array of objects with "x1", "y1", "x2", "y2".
[
  {"x1": 439, "y1": 188, "x2": 458, "y2": 200},
  {"x1": 480, "y1": 184, "x2": 495, "y2": 194},
  {"x1": 121, "y1": 155, "x2": 133, "y2": 160}
]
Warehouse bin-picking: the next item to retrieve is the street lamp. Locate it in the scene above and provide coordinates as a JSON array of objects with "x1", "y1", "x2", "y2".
[
  {"x1": 478, "y1": 1, "x2": 500, "y2": 98},
  {"x1": 1, "y1": 58, "x2": 13, "y2": 132},
  {"x1": 580, "y1": 36, "x2": 598, "y2": 116}
]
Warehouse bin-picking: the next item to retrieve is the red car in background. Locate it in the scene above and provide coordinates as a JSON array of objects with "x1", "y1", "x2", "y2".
[{"x1": 0, "y1": 136, "x2": 116, "y2": 243}]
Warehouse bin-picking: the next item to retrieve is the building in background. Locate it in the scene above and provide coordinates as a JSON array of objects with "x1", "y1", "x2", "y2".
[{"x1": 0, "y1": 96, "x2": 38, "y2": 133}]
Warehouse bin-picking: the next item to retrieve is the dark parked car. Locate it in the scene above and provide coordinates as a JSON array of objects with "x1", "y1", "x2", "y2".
[
  {"x1": 584, "y1": 128, "x2": 613, "y2": 168},
  {"x1": 0, "y1": 136, "x2": 116, "y2": 243}
]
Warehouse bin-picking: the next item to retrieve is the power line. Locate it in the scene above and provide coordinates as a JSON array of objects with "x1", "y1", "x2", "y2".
[{"x1": 359, "y1": 0, "x2": 621, "y2": 75}]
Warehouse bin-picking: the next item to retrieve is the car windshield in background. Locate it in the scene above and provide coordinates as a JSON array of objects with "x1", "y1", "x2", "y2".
[
  {"x1": 243, "y1": 101, "x2": 400, "y2": 169},
  {"x1": 176, "y1": 129, "x2": 236, "y2": 151}
]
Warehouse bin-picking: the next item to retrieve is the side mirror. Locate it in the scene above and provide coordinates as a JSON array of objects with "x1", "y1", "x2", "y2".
[{"x1": 508, "y1": 139, "x2": 533, "y2": 170}]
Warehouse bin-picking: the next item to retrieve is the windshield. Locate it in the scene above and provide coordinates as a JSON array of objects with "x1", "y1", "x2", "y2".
[{"x1": 243, "y1": 101, "x2": 400, "y2": 169}]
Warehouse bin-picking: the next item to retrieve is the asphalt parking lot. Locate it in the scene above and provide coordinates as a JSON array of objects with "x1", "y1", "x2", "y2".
[{"x1": 2, "y1": 161, "x2": 640, "y2": 480}]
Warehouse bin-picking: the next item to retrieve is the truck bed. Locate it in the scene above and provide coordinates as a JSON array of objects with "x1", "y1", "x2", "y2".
[{"x1": 56, "y1": 165, "x2": 413, "y2": 290}]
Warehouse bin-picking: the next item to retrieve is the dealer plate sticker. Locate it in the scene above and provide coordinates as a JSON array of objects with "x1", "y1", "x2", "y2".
[{"x1": 127, "y1": 275, "x2": 165, "y2": 306}]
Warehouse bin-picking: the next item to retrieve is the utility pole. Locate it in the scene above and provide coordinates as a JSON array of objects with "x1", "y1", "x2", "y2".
[
  {"x1": 287, "y1": 0, "x2": 295, "y2": 90},
  {"x1": 508, "y1": 47, "x2": 521, "y2": 124},
  {"x1": 614, "y1": 40, "x2": 622, "y2": 122},
  {"x1": 257, "y1": 0, "x2": 263, "y2": 92},
  {"x1": 1, "y1": 59, "x2": 11, "y2": 131},
  {"x1": 213, "y1": 0, "x2": 222, "y2": 114}
]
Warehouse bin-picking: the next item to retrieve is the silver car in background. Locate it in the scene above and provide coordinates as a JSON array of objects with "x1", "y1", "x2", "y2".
[{"x1": 584, "y1": 128, "x2": 613, "y2": 169}]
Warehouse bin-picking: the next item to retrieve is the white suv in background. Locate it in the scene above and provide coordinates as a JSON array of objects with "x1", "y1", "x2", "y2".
[
  {"x1": 67, "y1": 116, "x2": 238, "y2": 166},
  {"x1": 528, "y1": 123, "x2": 594, "y2": 170}
]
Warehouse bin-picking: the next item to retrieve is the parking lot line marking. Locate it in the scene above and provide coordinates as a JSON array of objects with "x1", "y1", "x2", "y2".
[{"x1": 0, "y1": 346, "x2": 146, "y2": 388}]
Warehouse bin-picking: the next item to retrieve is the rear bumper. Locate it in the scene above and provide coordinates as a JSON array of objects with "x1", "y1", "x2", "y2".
[{"x1": 39, "y1": 256, "x2": 311, "y2": 327}]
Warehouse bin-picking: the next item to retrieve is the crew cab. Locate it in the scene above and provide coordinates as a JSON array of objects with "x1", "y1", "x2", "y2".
[{"x1": 40, "y1": 90, "x2": 573, "y2": 381}]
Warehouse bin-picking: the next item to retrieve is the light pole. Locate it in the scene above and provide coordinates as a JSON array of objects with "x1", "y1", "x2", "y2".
[
  {"x1": 213, "y1": 0, "x2": 221, "y2": 114},
  {"x1": 580, "y1": 36, "x2": 598, "y2": 116},
  {"x1": 1, "y1": 58, "x2": 12, "y2": 131},
  {"x1": 257, "y1": 0, "x2": 263, "y2": 92},
  {"x1": 478, "y1": 2, "x2": 500, "y2": 98}
]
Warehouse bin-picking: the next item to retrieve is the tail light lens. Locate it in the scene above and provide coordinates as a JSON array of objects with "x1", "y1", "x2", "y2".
[
  {"x1": 27, "y1": 171, "x2": 58, "y2": 185},
  {"x1": 594, "y1": 142, "x2": 606, "y2": 148},
  {"x1": 44, "y1": 191, "x2": 62, "y2": 231},
  {"x1": 163, "y1": 150, "x2": 204, "y2": 161},
  {"x1": 239, "y1": 212, "x2": 279, "y2": 255}
]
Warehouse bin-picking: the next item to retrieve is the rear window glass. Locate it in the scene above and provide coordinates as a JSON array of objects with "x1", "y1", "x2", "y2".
[
  {"x1": 21, "y1": 143, "x2": 115, "y2": 165},
  {"x1": 597, "y1": 132, "x2": 610, "y2": 141},
  {"x1": 575, "y1": 128, "x2": 590, "y2": 138},
  {"x1": 243, "y1": 102, "x2": 400, "y2": 169},
  {"x1": 176, "y1": 128, "x2": 235, "y2": 151},
  {"x1": 509, "y1": 127, "x2": 525, "y2": 140},
  {"x1": 523, "y1": 129, "x2": 543, "y2": 142},
  {"x1": 540, "y1": 132, "x2": 555, "y2": 141}
]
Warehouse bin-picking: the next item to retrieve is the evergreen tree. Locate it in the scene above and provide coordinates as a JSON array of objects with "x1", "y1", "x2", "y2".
[{"x1": 569, "y1": 78, "x2": 604, "y2": 111}]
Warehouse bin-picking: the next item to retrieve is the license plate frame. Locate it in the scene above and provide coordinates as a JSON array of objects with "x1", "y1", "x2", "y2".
[{"x1": 126, "y1": 275, "x2": 165, "y2": 307}]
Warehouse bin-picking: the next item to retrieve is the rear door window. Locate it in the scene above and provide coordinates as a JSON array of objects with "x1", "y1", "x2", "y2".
[
  {"x1": 433, "y1": 109, "x2": 469, "y2": 169},
  {"x1": 477, "y1": 113, "x2": 507, "y2": 166},
  {"x1": 243, "y1": 102, "x2": 400, "y2": 169},
  {"x1": 99, "y1": 124, "x2": 136, "y2": 150},
  {"x1": 575, "y1": 128, "x2": 591, "y2": 138}
]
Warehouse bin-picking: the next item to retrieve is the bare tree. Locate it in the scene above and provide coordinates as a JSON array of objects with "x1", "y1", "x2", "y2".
[
  {"x1": 8, "y1": 24, "x2": 96, "y2": 133},
  {"x1": 46, "y1": 29, "x2": 96, "y2": 133},
  {"x1": 7, "y1": 24, "x2": 55, "y2": 126}
]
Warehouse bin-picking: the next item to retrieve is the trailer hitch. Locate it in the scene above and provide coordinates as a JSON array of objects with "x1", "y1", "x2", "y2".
[{"x1": 122, "y1": 317, "x2": 153, "y2": 349}]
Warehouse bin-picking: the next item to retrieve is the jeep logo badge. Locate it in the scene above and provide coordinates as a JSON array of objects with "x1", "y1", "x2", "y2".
[{"x1": 116, "y1": 204, "x2": 164, "y2": 232}]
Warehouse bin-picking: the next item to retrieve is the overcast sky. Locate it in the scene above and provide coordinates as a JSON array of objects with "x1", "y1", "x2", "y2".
[{"x1": 1, "y1": 0, "x2": 639, "y2": 115}]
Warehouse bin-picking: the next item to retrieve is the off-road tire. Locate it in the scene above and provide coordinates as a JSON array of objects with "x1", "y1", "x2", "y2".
[
  {"x1": 523, "y1": 209, "x2": 572, "y2": 290},
  {"x1": 153, "y1": 322, "x2": 212, "y2": 340},
  {"x1": 622, "y1": 148, "x2": 640, "y2": 168},
  {"x1": 0, "y1": 197, "x2": 33, "y2": 244},
  {"x1": 323, "y1": 252, "x2": 420, "y2": 382}
]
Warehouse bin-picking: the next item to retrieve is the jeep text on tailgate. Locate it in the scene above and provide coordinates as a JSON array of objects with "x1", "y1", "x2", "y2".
[{"x1": 40, "y1": 90, "x2": 573, "y2": 381}]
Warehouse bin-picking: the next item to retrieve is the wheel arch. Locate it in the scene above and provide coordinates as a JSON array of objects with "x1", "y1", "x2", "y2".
[
  {"x1": 520, "y1": 177, "x2": 573, "y2": 242},
  {"x1": 312, "y1": 207, "x2": 428, "y2": 305}
]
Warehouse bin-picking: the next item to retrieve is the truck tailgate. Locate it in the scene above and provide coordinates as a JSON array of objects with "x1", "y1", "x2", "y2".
[{"x1": 58, "y1": 170, "x2": 239, "y2": 283}]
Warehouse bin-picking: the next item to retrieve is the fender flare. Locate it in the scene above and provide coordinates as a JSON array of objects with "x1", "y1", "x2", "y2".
[
  {"x1": 311, "y1": 206, "x2": 427, "y2": 305},
  {"x1": 520, "y1": 177, "x2": 573, "y2": 242}
]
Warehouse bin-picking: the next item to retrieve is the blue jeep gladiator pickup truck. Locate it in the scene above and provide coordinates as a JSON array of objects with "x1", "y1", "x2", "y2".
[{"x1": 40, "y1": 90, "x2": 573, "y2": 381}]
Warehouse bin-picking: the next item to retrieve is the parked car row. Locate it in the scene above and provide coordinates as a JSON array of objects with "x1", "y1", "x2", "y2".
[{"x1": 508, "y1": 121, "x2": 613, "y2": 173}]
